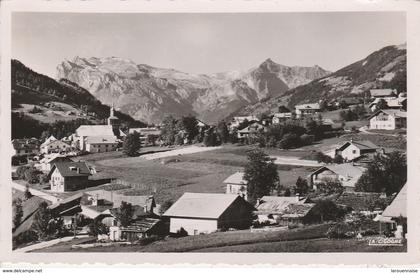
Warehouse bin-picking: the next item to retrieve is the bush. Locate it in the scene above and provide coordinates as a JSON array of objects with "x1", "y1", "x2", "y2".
[
  {"x1": 326, "y1": 223, "x2": 355, "y2": 239},
  {"x1": 300, "y1": 134, "x2": 315, "y2": 146}
]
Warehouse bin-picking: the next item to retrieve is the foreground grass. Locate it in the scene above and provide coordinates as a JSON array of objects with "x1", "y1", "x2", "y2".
[
  {"x1": 194, "y1": 238, "x2": 407, "y2": 252},
  {"x1": 34, "y1": 224, "x2": 331, "y2": 252}
]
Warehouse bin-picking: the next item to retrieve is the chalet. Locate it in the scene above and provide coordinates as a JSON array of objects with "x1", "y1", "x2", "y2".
[
  {"x1": 85, "y1": 136, "x2": 118, "y2": 153},
  {"x1": 85, "y1": 184, "x2": 156, "y2": 210},
  {"x1": 48, "y1": 162, "x2": 91, "y2": 192},
  {"x1": 309, "y1": 163, "x2": 365, "y2": 191},
  {"x1": 231, "y1": 116, "x2": 258, "y2": 128},
  {"x1": 109, "y1": 218, "x2": 166, "y2": 241},
  {"x1": 237, "y1": 123, "x2": 267, "y2": 139},
  {"x1": 380, "y1": 184, "x2": 407, "y2": 238},
  {"x1": 278, "y1": 203, "x2": 316, "y2": 226},
  {"x1": 369, "y1": 89, "x2": 397, "y2": 99},
  {"x1": 223, "y1": 172, "x2": 247, "y2": 199},
  {"x1": 335, "y1": 192, "x2": 392, "y2": 216},
  {"x1": 295, "y1": 103, "x2": 320, "y2": 118},
  {"x1": 129, "y1": 127, "x2": 161, "y2": 146},
  {"x1": 272, "y1": 112, "x2": 292, "y2": 124},
  {"x1": 37, "y1": 154, "x2": 73, "y2": 172},
  {"x1": 323, "y1": 140, "x2": 379, "y2": 161},
  {"x1": 369, "y1": 95, "x2": 406, "y2": 112},
  {"x1": 40, "y1": 139, "x2": 72, "y2": 154},
  {"x1": 255, "y1": 195, "x2": 308, "y2": 224},
  {"x1": 98, "y1": 203, "x2": 157, "y2": 227},
  {"x1": 48, "y1": 193, "x2": 83, "y2": 228},
  {"x1": 163, "y1": 193, "x2": 255, "y2": 235},
  {"x1": 11, "y1": 138, "x2": 39, "y2": 156},
  {"x1": 80, "y1": 194, "x2": 114, "y2": 219},
  {"x1": 369, "y1": 109, "x2": 407, "y2": 130}
]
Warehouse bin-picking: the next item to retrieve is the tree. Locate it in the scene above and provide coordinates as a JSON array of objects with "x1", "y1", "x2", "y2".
[
  {"x1": 355, "y1": 152, "x2": 406, "y2": 195},
  {"x1": 217, "y1": 121, "x2": 229, "y2": 144},
  {"x1": 33, "y1": 202, "x2": 64, "y2": 239},
  {"x1": 333, "y1": 154, "x2": 344, "y2": 164},
  {"x1": 115, "y1": 201, "x2": 134, "y2": 227},
  {"x1": 295, "y1": 177, "x2": 309, "y2": 195},
  {"x1": 203, "y1": 127, "x2": 219, "y2": 147},
  {"x1": 122, "y1": 131, "x2": 141, "y2": 156},
  {"x1": 314, "y1": 152, "x2": 333, "y2": 164},
  {"x1": 159, "y1": 200, "x2": 174, "y2": 215},
  {"x1": 160, "y1": 115, "x2": 178, "y2": 145},
  {"x1": 376, "y1": 99, "x2": 388, "y2": 110},
  {"x1": 13, "y1": 198, "x2": 23, "y2": 230},
  {"x1": 316, "y1": 177, "x2": 344, "y2": 195},
  {"x1": 277, "y1": 133, "x2": 300, "y2": 149},
  {"x1": 243, "y1": 149, "x2": 279, "y2": 204},
  {"x1": 304, "y1": 200, "x2": 347, "y2": 224},
  {"x1": 146, "y1": 134, "x2": 158, "y2": 146},
  {"x1": 88, "y1": 219, "x2": 109, "y2": 236},
  {"x1": 179, "y1": 116, "x2": 199, "y2": 143}
]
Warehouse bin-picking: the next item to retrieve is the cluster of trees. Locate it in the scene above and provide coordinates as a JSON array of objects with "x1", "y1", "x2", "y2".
[
  {"x1": 15, "y1": 165, "x2": 48, "y2": 184},
  {"x1": 355, "y1": 151, "x2": 406, "y2": 195},
  {"x1": 160, "y1": 115, "x2": 201, "y2": 146},
  {"x1": 122, "y1": 131, "x2": 141, "y2": 157},
  {"x1": 314, "y1": 152, "x2": 344, "y2": 164},
  {"x1": 339, "y1": 105, "x2": 367, "y2": 121}
]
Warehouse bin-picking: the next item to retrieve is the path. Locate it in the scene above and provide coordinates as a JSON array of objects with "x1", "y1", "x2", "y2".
[
  {"x1": 271, "y1": 156, "x2": 322, "y2": 167},
  {"x1": 15, "y1": 235, "x2": 89, "y2": 253},
  {"x1": 140, "y1": 145, "x2": 222, "y2": 160},
  {"x1": 11, "y1": 181, "x2": 60, "y2": 203}
]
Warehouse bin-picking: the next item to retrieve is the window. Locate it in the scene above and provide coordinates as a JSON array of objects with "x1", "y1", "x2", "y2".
[{"x1": 352, "y1": 150, "x2": 357, "y2": 154}]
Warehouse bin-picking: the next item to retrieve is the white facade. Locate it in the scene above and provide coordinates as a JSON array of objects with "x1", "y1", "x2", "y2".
[
  {"x1": 369, "y1": 111, "x2": 407, "y2": 130},
  {"x1": 340, "y1": 143, "x2": 363, "y2": 161},
  {"x1": 40, "y1": 140, "x2": 71, "y2": 154},
  {"x1": 86, "y1": 142, "x2": 118, "y2": 153},
  {"x1": 169, "y1": 217, "x2": 218, "y2": 235},
  {"x1": 50, "y1": 167, "x2": 65, "y2": 192},
  {"x1": 272, "y1": 113, "x2": 292, "y2": 124}
]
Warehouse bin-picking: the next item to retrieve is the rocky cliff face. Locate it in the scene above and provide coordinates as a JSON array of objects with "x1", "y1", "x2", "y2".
[{"x1": 56, "y1": 56, "x2": 330, "y2": 124}]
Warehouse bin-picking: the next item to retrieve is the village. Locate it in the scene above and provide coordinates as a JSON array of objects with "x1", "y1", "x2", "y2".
[{"x1": 11, "y1": 88, "x2": 407, "y2": 252}]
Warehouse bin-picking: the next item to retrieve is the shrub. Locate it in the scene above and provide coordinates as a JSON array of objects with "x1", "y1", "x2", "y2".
[
  {"x1": 300, "y1": 134, "x2": 315, "y2": 146},
  {"x1": 326, "y1": 223, "x2": 355, "y2": 239}
]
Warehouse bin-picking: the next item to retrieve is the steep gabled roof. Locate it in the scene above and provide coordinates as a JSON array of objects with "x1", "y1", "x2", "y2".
[
  {"x1": 337, "y1": 140, "x2": 379, "y2": 151},
  {"x1": 85, "y1": 135, "x2": 118, "y2": 144},
  {"x1": 163, "y1": 192, "x2": 251, "y2": 219},
  {"x1": 368, "y1": 109, "x2": 407, "y2": 120},
  {"x1": 50, "y1": 162, "x2": 91, "y2": 177},
  {"x1": 255, "y1": 196, "x2": 306, "y2": 215},
  {"x1": 76, "y1": 125, "x2": 116, "y2": 137},
  {"x1": 295, "y1": 103, "x2": 320, "y2": 110},
  {"x1": 310, "y1": 163, "x2": 365, "y2": 188},
  {"x1": 382, "y1": 184, "x2": 407, "y2": 218}
]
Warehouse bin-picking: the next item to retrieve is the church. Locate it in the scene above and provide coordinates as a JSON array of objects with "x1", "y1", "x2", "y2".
[{"x1": 74, "y1": 105, "x2": 126, "y2": 153}]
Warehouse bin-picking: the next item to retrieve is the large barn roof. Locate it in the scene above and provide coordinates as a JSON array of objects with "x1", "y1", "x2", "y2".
[
  {"x1": 163, "y1": 192, "x2": 249, "y2": 219},
  {"x1": 382, "y1": 184, "x2": 407, "y2": 218}
]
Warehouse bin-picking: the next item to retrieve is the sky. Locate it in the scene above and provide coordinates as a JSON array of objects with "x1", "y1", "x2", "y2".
[{"x1": 12, "y1": 12, "x2": 406, "y2": 78}]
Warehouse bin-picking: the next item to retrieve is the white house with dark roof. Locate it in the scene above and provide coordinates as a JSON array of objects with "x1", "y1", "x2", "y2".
[
  {"x1": 48, "y1": 161, "x2": 92, "y2": 192},
  {"x1": 309, "y1": 163, "x2": 365, "y2": 190},
  {"x1": 163, "y1": 192, "x2": 255, "y2": 235},
  {"x1": 324, "y1": 140, "x2": 379, "y2": 161},
  {"x1": 237, "y1": 123, "x2": 267, "y2": 139},
  {"x1": 40, "y1": 139, "x2": 72, "y2": 154},
  {"x1": 369, "y1": 109, "x2": 407, "y2": 130},
  {"x1": 295, "y1": 103, "x2": 320, "y2": 117},
  {"x1": 223, "y1": 172, "x2": 247, "y2": 199}
]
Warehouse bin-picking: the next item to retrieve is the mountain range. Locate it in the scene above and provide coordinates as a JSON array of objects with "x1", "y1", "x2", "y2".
[
  {"x1": 56, "y1": 57, "x2": 330, "y2": 124},
  {"x1": 239, "y1": 44, "x2": 407, "y2": 116}
]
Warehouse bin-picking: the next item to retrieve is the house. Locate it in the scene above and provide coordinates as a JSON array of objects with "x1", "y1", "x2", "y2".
[
  {"x1": 163, "y1": 192, "x2": 255, "y2": 235},
  {"x1": 85, "y1": 184, "x2": 156, "y2": 210},
  {"x1": 129, "y1": 127, "x2": 161, "y2": 146},
  {"x1": 80, "y1": 194, "x2": 114, "y2": 219},
  {"x1": 368, "y1": 92, "x2": 406, "y2": 112},
  {"x1": 48, "y1": 162, "x2": 92, "y2": 192},
  {"x1": 272, "y1": 112, "x2": 293, "y2": 124},
  {"x1": 11, "y1": 138, "x2": 39, "y2": 156},
  {"x1": 380, "y1": 184, "x2": 407, "y2": 238},
  {"x1": 309, "y1": 163, "x2": 365, "y2": 191},
  {"x1": 48, "y1": 192, "x2": 84, "y2": 228},
  {"x1": 85, "y1": 136, "x2": 118, "y2": 153},
  {"x1": 277, "y1": 203, "x2": 316, "y2": 226},
  {"x1": 295, "y1": 103, "x2": 320, "y2": 117},
  {"x1": 231, "y1": 116, "x2": 258, "y2": 128},
  {"x1": 75, "y1": 105, "x2": 125, "y2": 151},
  {"x1": 223, "y1": 172, "x2": 247, "y2": 199},
  {"x1": 369, "y1": 109, "x2": 407, "y2": 130},
  {"x1": 369, "y1": 89, "x2": 397, "y2": 99},
  {"x1": 98, "y1": 203, "x2": 157, "y2": 227},
  {"x1": 237, "y1": 123, "x2": 267, "y2": 139},
  {"x1": 109, "y1": 218, "x2": 166, "y2": 241},
  {"x1": 324, "y1": 139, "x2": 379, "y2": 161},
  {"x1": 254, "y1": 195, "x2": 308, "y2": 224},
  {"x1": 335, "y1": 192, "x2": 392, "y2": 216},
  {"x1": 37, "y1": 154, "x2": 73, "y2": 172},
  {"x1": 40, "y1": 139, "x2": 72, "y2": 154}
]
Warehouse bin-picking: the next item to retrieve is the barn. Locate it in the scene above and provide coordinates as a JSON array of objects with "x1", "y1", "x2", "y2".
[{"x1": 163, "y1": 192, "x2": 255, "y2": 235}]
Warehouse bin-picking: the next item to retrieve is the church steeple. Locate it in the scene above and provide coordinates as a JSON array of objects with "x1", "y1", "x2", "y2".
[{"x1": 107, "y1": 103, "x2": 119, "y2": 126}]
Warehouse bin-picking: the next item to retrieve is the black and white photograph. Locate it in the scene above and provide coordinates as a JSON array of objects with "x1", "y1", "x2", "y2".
[{"x1": 1, "y1": 0, "x2": 419, "y2": 268}]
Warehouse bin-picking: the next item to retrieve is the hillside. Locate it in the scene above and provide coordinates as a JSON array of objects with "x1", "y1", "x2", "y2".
[
  {"x1": 56, "y1": 57, "x2": 330, "y2": 124},
  {"x1": 11, "y1": 60, "x2": 145, "y2": 139},
  {"x1": 240, "y1": 44, "x2": 407, "y2": 116}
]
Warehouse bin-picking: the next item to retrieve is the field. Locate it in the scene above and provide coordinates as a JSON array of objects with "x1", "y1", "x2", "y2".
[
  {"x1": 78, "y1": 144, "x2": 316, "y2": 204},
  {"x1": 32, "y1": 223, "x2": 406, "y2": 253}
]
